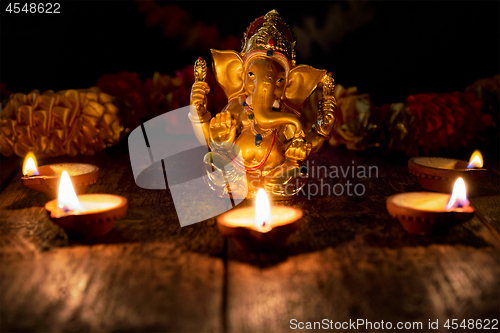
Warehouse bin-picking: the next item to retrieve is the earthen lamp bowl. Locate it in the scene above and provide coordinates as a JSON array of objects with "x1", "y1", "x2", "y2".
[
  {"x1": 217, "y1": 206, "x2": 303, "y2": 251},
  {"x1": 45, "y1": 194, "x2": 127, "y2": 237},
  {"x1": 386, "y1": 192, "x2": 474, "y2": 235},
  {"x1": 22, "y1": 163, "x2": 99, "y2": 199},
  {"x1": 408, "y1": 157, "x2": 486, "y2": 192}
]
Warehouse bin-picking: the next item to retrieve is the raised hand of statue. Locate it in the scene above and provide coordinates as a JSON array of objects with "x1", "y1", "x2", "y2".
[
  {"x1": 209, "y1": 110, "x2": 237, "y2": 144},
  {"x1": 190, "y1": 81, "x2": 210, "y2": 117},
  {"x1": 190, "y1": 57, "x2": 210, "y2": 117},
  {"x1": 285, "y1": 133, "x2": 312, "y2": 161},
  {"x1": 314, "y1": 73, "x2": 337, "y2": 138},
  {"x1": 317, "y1": 96, "x2": 336, "y2": 134}
]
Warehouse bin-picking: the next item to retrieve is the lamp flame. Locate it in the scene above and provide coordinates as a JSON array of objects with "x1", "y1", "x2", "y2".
[
  {"x1": 57, "y1": 171, "x2": 82, "y2": 213},
  {"x1": 23, "y1": 152, "x2": 39, "y2": 176},
  {"x1": 446, "y1": 177, "x2": 469, "y2": 210},
  {"x1": 467, "y1": 150, "x2": 483, "y2": 168},
  {"x1": 255, "y1": 189, "x2": 271, "y2": 231}
]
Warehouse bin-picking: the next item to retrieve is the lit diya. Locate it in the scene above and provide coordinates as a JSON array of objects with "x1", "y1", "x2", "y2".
[
  {"x1": 21, "y1": 152, "x2": 99, "y2": 198},
  {"x1": 408, "y1": 150, "x2": 486, "y2": 192},
  {"x1": 45, "y1": 170, "x2": 127, "y2": 236},
  {"x1": 217, "y1": 189, "x2": 302, "y2": 250},
  {"x1": 387, "y1": 177, "x2": 474, "y2": 235}
]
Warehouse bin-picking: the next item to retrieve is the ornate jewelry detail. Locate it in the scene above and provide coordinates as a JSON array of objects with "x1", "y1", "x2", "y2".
[
  {"x1": 241, "y1": 10, "x2": 295, "y2": 66},
  {"x1": 312, "y1": 72, "x2": 337, "y2": 140},
  {"x1": 229, "y1": 131, "x2": 277, "y2": 171},
  {"x1": 194, "y1": 57, "x2": 207, "y2": 82},
  {"x1": 239, "y1": 95, "x2": 254, "y2": 115},
  {"x1": 240, "y1": 95, "x2": 275, "y2": 139},
  {"x1": 255, "y1": 133, "x2": 263, "y2": 146}
]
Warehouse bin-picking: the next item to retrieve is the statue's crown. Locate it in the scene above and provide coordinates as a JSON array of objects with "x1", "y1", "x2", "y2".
[{"x1": 241, "y1": 10, "x2": 296, "y2": 66}]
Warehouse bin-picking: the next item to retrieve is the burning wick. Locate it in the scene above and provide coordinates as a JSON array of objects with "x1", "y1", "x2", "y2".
[
  {"x1": 22, "y1": 152, "x2": 39, "y2": 176},
  {"x1": 255, "y1": 189, "x2": 272, "y2": 231},
  {"x1": 57, "y1": 170, "x2": 83, "y2": 215},
  {"x1": 467, "y1": 150, "x2": 483, "y2": 169},
  {"x1": 446, "y1": 177, "x2": 469, "y2": 210},
  {"x1": 58, "y1": 204, "x2": 71, "y2": 213}
]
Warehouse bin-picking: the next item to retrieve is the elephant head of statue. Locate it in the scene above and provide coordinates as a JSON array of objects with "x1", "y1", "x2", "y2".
[{"x1": 210, "y1": 9, "x2": 326, "y2": 136}]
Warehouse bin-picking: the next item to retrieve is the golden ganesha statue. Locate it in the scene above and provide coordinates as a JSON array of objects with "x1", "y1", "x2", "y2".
[{"x1": 189, "y1": 10, "x2": 336, "y2": 198}]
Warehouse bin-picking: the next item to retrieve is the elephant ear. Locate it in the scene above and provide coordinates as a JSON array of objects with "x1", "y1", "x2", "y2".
[
  {"x1": 284, "y1": 65, "x2": 326, "y2": 111},
  {"x1": 211, "y1": 49, "x2": 245, "y2": 101}
]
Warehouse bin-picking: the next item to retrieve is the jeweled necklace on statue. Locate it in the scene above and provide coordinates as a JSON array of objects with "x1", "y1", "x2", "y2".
[{"x1": 240, "y1": 95, "x2": 275, "y2": 147}]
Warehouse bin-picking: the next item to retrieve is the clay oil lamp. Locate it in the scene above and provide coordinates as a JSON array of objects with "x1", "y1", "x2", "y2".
[
  {"x1": 217, "y1": 189, "x2": 303, "y2": 250},
  {"x1": 21, "y1": 152, "x2": 99, "y2": 198},
  {"x1": 408, "y1": 150, "x2": 486, "y2": 192},
  {"x1": 387, "y1": 177, "x2": 474, "y2": 235},
  {"x1": 45, "y1": 170, "x2": 127, "y2": 237}
]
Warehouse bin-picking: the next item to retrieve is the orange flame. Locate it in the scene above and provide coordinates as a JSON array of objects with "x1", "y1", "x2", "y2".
[
  {"x1": 255, "y1": 189, "x2": 272, "y2": 231},
  {"x1": 446, "y1": 177, "x2": 469, "y2": 209},
  {"x1": 57, "y1": 171, "x2": 82, "y2": 213},
  {"x1": 23, "y1": 152, "x2": 39, "y2": 176},
  {"x1": 467, "y1": 150, "x2": 483, "y2": 168}
]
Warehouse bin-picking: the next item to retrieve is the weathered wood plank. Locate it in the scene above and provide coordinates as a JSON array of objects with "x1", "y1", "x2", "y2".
[
  {"x1": 0, "y1": 144, "x2": 226, "y2": 332},
  {"x1": 1, "y1": 243, "x2": 224, "y2": 332},
  {"x1": 225, "y1": 146, "x2": 500, "y2": 333},
  {"x1": 468, "y1": 156, "x2": 500, "y2": 235},
  {"x1": 1, "y1": 141, "x2": 498, "y2": 332},
  {"x1": 226, "y1": 244, "x2": 499, "y2": 333}
]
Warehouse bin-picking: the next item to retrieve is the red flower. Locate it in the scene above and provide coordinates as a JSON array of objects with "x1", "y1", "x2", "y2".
[
  {"x1": 97, "y1": 71, "x2": 150, "y2": 116},
  {"x1": 404, "y1": 91, "x2": 492, "y2": 156}
]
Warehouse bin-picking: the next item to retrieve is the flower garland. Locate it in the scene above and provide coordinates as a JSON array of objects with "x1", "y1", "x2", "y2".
[{"x1": 1, "y1": 66, "x2": 497, "y2": 158}]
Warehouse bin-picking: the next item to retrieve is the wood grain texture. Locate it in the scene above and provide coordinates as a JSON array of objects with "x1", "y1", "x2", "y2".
[
  {"x1": 468, "y1": 156, "x2": 500, "y2": 235},
  {"x1": 0, "y1": 142, "x2": 225, "y2": 332},
  {"x1": 1, "y1": 243, "x2": 224, "y2": 332},
  {"x1": 225, "y1": 147, "x2": 500, "y2": 333},
  {"x1": 1, "y1": 142, "x2": 499, "y2": 333}
]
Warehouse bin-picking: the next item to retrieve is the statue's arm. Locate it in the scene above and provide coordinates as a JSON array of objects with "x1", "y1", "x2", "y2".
[
  {"x1": 188, "y1": 58, "x2": 212, "y2": 146},
  {"x1": 306, "y1": 72, "x2": 337, "y2": 155}
]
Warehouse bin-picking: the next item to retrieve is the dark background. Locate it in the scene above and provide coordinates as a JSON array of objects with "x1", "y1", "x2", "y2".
[{"x1": 1, "y1": 0, "x2": 499, "y2": 106}]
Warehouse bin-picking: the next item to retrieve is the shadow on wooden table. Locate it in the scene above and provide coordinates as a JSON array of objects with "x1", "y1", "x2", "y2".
[{"x1": 2, "y1": 142, "x2": 497, "y2": 268}]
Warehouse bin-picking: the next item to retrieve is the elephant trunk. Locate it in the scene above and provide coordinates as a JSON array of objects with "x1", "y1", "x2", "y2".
[{"x1": 252, "y1": 83, "x2": 303, "y2": 134}]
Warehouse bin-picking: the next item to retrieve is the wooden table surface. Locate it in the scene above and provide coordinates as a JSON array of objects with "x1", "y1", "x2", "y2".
[{"x1": 1, "y1": 141, "x2": 499, "y2": 333}]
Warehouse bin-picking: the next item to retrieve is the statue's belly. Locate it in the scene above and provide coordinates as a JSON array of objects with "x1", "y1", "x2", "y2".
[{"x1": 235, "y1": 130, "x2": 284, "y2": 171}]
